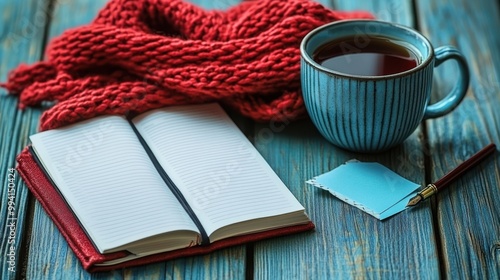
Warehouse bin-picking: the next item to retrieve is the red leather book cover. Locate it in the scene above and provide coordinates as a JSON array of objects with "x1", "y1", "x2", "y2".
[{"x1": 16, "y1": 147, "x2": 315, "y2": 272}]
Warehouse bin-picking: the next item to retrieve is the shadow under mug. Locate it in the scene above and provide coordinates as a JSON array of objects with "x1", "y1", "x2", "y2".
[{"x1": 300, "y1": 20, "x2": 469, "y2": 153}]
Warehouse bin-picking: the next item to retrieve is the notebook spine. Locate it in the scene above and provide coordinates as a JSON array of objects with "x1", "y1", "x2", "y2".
[{"x1": 128, "y1": 120, "x2": 210, "y2": 245}]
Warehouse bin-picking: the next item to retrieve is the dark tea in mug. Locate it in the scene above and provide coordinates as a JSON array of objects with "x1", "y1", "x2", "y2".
[{"x1": 313, "y1": 35, "x2": 419, "y2": 76}]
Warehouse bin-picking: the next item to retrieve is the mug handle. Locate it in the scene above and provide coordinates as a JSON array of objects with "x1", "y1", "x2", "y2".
[{"x1": 423, "y1": 46, "x2": 470, "y2": 119}]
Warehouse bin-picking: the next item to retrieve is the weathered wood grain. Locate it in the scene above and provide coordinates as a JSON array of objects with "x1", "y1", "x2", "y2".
[
  {"x1": 416, "y1": 0, "x2": 500, "y2": 279},
  {"x1": 252, "y1": 1, "x2": 439, "y2": 279},
  {"x1": 0, "y1": 1, "x2": 48, "y2": 280},
  {"x1": 23, "y1": 0, "x2": 247, "y2": 279}
]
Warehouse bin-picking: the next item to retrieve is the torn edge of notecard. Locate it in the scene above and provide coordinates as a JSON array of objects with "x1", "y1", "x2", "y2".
[{"x1": 306, "y1": 161, "x2": 420, "y2": 220}]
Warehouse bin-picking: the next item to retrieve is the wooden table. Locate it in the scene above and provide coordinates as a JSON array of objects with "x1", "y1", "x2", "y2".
[{"x1": 1, "y1": 0, "x2": 499, "y2": 279}]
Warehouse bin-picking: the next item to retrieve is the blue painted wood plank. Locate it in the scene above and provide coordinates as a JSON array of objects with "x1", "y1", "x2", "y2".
[
  {"x1": 254, "y1": 124, "x2": 439, "y2": 279},
  {"x1": 0, "y1": 1, "x2": 48, "y2": 279},
  {"x1": 416, "y1": 0, "x2": 500, "y2": 278},
  {"x1": 252, "y1": 1, "x2": 440, "y2": 279},
  {"x1": 332, "y1": 0, "x2": 415, "y2": 26},
  {"x1": 22, "y1": 0, "x2": 246, "y2": 279}
]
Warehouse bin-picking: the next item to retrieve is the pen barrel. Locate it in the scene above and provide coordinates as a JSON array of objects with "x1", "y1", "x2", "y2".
[{"x1": 433, "y1": 143, "x2": 497, "y2": 190}]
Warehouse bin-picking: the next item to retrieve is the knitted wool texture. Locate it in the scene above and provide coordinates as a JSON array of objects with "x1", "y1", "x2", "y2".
[{"x1": 2, "y1": 0, "x2": 372, "y2": 130}]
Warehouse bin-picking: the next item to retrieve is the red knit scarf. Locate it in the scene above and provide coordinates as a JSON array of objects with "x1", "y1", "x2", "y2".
[{"x1": 1, "y1": 0, "x2": 372, "y2": 130}]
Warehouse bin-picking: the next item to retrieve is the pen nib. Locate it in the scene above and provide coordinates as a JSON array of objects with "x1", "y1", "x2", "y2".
[{"x1": 406, "y1": 195, "x2": 422, "y2": 207}]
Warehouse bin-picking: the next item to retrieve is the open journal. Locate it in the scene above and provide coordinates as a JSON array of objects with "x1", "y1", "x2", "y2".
[{"x1": 20, "y1": 103, "x2": 313, "y2": 271}]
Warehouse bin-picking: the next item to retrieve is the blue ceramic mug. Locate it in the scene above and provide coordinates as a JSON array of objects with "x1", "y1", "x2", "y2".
[{"x1": 300, "y1": 20, "x2": 469, "y2": 152}]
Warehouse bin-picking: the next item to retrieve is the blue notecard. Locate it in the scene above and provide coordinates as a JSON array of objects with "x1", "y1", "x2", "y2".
[{"x1": 307, "y1": 161, "x2": 420, "y2": 220}]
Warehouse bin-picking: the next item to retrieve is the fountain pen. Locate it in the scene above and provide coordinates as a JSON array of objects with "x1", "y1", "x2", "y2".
[{"x1": 407, "y1": 143, "x2": 497, "y2": 207}]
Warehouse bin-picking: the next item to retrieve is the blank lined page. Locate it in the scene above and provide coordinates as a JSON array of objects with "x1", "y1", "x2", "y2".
[
  {"x1": 30, "y1": 116, "x2": 198, "y2": 253},
  {"x1": 132, "y1": 104, "x2": 305, "y2": 237}
]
